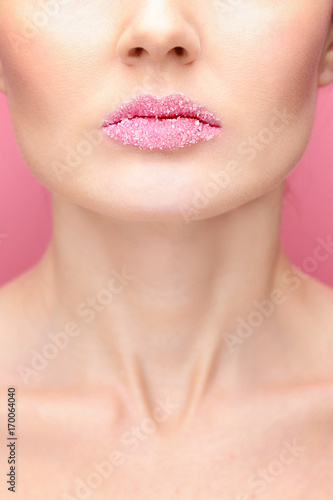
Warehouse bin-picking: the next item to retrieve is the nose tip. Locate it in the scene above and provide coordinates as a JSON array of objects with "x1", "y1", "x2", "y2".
[{"x1": 116, "y1": 7, "x2": 201, "y2": 66}]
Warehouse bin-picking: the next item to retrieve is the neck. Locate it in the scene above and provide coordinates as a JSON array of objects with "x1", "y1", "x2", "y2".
[{"x1": 36, "y1": 184, "x2": 295, "y2": 425}]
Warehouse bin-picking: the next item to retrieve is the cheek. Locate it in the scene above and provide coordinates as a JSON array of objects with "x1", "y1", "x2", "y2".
[
  {"x1": 210, "y1": 2, "x2": 331, "y2": 113},
  {"x1": 204, "y1": 2, "x2": 331, "y2": 169},
  {"x1": 259, "y1": 17, "x2": 329, "y2": 112},
  {"x1": 0, "y1": 4, "x2": 117, "y2": 180},
  {"x1": 0, "y1": 1, "x2": 117, "y2": 110}
]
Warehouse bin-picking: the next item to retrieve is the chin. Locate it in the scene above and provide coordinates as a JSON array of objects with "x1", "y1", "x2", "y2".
[
  {"x1": 35, "y1": 133, "x2": 297, "y2": 223},
  {"x1": 50, "y1": 175, "x2": 261, "y2": 223}
]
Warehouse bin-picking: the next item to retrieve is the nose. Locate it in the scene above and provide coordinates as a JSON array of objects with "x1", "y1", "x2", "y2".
[{"x1": 116, "y1": 1, "x2": 201, "y2": 66}]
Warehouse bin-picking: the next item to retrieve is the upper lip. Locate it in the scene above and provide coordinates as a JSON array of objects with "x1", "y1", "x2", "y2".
[{"x1": 102, "y1": 93, "x2": 222, "y2": 128}]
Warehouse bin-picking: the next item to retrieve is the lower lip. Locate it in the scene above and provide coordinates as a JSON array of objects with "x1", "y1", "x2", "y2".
[{"x1": 102, "y1": 116, "x2": 222, "y2": 150}]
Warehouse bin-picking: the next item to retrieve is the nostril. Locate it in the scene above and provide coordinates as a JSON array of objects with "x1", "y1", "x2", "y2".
[
  {"x1": 127, "y1": 45, "x2": 187, "y2": 59},
  {"x1": 129, "y1": 47, "x2": 144, "y2": 57},
  {"x1": 174, "y1": 46, "x2": 185, "y2": 56}
]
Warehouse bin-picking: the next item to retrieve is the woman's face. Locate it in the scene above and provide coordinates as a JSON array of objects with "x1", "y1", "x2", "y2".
[{"x1": 0, "y1": 0, "x2": 332, "y2": 221}]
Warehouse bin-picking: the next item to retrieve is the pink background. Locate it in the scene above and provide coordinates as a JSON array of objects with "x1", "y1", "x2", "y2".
[{"x1": 1, "y1": 86, "x2": 333, "y2": 288}]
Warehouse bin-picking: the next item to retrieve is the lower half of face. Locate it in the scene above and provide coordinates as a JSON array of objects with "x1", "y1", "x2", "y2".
[{"x1": 0, "y1": 0, "x2": 332, "y2": 221}]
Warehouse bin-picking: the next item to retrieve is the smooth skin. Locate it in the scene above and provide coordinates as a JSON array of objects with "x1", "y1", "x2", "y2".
[{"x1": 1, "y1": 1, "x2": 333, "y2": 498}]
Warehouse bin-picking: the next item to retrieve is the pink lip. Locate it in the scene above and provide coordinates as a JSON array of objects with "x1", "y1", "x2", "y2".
[{"x1": 102, "y1": 93, "x2": 223, "y2": 150}]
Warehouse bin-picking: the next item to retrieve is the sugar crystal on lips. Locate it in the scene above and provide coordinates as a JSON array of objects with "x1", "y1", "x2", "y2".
[
  {"x1": 103, "y1": 116, "x2": 220, "y2": 150},
  {"x1": 102, "y1": 93, "x2": 223, "y2": 150}
]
